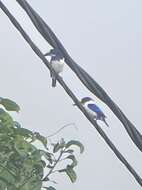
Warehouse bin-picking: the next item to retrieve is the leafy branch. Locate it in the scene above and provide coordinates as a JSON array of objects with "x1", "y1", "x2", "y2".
[{"x1": 0, "y1": 97, "x2": 84, "y2": 190}]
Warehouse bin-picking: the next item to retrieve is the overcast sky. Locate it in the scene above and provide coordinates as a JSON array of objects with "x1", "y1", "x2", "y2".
[{"x1": 0, "y1": 0, "x2": 142, "y2": 189}]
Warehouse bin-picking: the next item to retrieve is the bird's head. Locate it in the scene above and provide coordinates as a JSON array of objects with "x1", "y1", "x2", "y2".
[
  {"x1": 44, "y1": 49, "x2": 64, "y2": 59},
  {"x1": 73, "y1": 97, "x2": 93, "y2": 106},
  {"x1": 44, "y1": 49, "x2": 57, "y2": 56},
  {"x1": 80, "y1": 97, "x2": 93, "y2": 104}
]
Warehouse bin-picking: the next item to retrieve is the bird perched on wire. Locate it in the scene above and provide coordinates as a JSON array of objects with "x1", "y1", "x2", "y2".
[
  {"x1": 74, "y1": 97, "x2": 109, "y2": 127},
  {"x1": 44, "y1": 49, "x2": 64, "y2": 87}
]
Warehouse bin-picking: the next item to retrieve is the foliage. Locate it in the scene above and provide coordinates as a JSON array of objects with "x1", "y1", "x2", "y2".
[{"x1": 0, "y1": 98, "x2": 84, "y2": 190}]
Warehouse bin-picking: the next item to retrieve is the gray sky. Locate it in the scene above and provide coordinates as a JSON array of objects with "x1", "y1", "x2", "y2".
[{"x1": 0, "y1": 0, "x2": 142, "y2": 189}]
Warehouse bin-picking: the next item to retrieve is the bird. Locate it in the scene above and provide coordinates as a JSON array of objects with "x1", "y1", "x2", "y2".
[
  {"x1": 74, "y1": 97, "x2": 109, "y2": 127},
  {"x1": 44, "y1": 49, "x2": 64, "y2": 87}
]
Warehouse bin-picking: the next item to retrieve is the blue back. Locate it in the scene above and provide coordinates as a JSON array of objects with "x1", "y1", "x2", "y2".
[{"x1": 88, "y1": 103, "x2": 105, "y2": 118}]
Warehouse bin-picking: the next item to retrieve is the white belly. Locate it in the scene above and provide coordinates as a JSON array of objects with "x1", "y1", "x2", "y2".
[
  {"x1": 83, "y1": 104, "x2": 97, "y2": 119},
  {"x1": 51, "y1": 60, "x2": 64, "y2": 74}
]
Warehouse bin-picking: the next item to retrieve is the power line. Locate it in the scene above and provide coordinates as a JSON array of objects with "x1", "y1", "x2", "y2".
[{"x1": 0, "y1": 0, "x2": 142, "y2": 187}]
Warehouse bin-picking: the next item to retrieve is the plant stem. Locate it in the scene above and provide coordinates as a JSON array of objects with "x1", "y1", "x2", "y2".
[{"x1": 43, "y1": 150, "x2": 64, "y2": 180}]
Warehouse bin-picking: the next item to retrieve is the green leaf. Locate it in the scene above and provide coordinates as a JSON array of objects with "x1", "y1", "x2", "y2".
[
  {"x1": 33, "y1": 163, "x2": 44, "y2": 178},
  {"x1": 39, "y1": 150, "x2": 53, "y2": 164},
  {"x1": 0, "y1": 170, "x2": 15, "y2": 185},
  {"x1": 21, "y1": 178, "x2": 42, "y2": 190},
  {"x1": 0, "y1": 180, "x2": 7, "y2": 190},
  {"x1": 40, "y1": 160, "x2": 46, "y2": 168},
  {"x1": 53, "y1": 139, "x2": 66, "y2": 153},
  {"x1": 31, "y1": 150, "x2": 42, "y2": 161},
  {"x1": 14, "y1": 136, "x2": 34, "y2": 157},
  {"x1": 66, "y1": 140, "x2": 84, "y2": 154},
  {"x1": 0, "y1": 98, "x2": 20, "y2": 112},
  {"x1": 59, "y1": 165, "x2": 77, "y2": 183},
  {"x1": 14, "y1": 127, "x2": 33, "y2": 138},
  {"x1": 33, "y1": 180, "x2": 42, "y2": 190},
  {"x1": 46, "y1": 165, "x2": 54, "y2": 169},
  {"x1": 64, "y1": 149, "x2": 74, "y2": 154},
  {"x1": 7, "y1": 185, "x2": 17, "y2": 190},
  {"x1": 53, "y1": 143, "x2": 62, "y2": 153},
  {"x1": 66, "y1": 155, "x2": 78, "y2": 167},
  {"x1": 0, "y1": 108, "x2": 14, "y2": 128},
  {"x1": 34, "y1": 132, "x2": 47, "y2": 148}
]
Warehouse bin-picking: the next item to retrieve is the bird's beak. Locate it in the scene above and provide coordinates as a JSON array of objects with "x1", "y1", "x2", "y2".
[
  {"x1": 44, "y1": 52, "x2": 51, "y2": 56},
  {"x1": 73, "y1": 101, "x2": 81, "y2": 106}
]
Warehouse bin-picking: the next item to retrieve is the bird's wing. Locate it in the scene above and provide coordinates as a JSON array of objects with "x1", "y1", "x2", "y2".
[{"x1": 87, "y1": 104, "x2": 106, "y2": 117}]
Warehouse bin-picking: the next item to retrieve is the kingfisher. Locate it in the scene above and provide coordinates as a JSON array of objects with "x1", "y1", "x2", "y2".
[
  {"x1": 44, "y1": 49, "x2": 64, "y2": 87},
  {"x1": 74, "y1": 97, "x2": 109, "y2": 127}
]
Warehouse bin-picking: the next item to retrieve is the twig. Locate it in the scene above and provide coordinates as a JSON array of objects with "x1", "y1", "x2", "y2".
[
  {"x1": 43, "y1": 149, "x2": 64, "y2": 180},
  {"x1": 46, "y1": 123, "x2": 78, "y2": 138}
]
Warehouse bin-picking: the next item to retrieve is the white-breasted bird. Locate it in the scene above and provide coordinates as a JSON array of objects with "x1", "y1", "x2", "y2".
[
  {"x1": 44, "y1": 49, "x2": 64, "y2": 87},
  {"x1": 74, "y1": 97, "x2": 109, "y2": 127}
]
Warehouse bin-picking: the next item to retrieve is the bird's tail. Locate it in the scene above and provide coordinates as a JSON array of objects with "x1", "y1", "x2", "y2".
[
  {"x1": 103, "y1": 119, "x2": 109, "y2": 127},
  {"x1": 50, "y1": 71, "x2": 52, "y2": 77},
  {"x1": 52, "y1": 76, "x2": 56, "y2": 87}
]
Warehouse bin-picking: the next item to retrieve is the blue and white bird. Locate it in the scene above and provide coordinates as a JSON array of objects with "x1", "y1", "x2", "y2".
[
  {"x1": 44, "y1": 49, "x2": 64, "y2": 87},
  {"x1": 77, "y1": 97, "x2": 109, "y2": 127}
]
